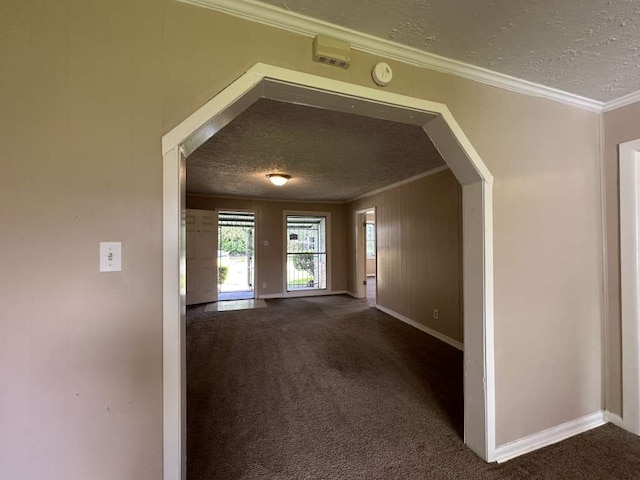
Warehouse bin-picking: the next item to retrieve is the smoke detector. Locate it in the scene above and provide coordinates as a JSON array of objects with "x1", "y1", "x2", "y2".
[{"x1": 313, "y1": 35, "x2": 351, "y2": 69}]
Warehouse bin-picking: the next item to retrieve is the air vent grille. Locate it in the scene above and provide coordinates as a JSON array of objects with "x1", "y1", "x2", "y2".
[{"x1": 313, "y1": 35, "x2": 351, "y2": 69}]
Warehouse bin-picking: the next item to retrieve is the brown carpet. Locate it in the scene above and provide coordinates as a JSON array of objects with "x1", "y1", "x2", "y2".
[{"x1": 187, "y1": 295, "x2": 640, "y2": 480}]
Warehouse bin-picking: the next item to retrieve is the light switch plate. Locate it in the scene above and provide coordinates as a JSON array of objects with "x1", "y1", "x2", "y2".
[{"x1": 100, "y1": 242, "x2": 122, "y2": 272}]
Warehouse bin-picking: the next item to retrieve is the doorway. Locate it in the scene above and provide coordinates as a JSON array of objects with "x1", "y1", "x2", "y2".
[
  {"x1": 365, "y1": 210, "x2": 377, "y2": 305},
  {"x1": 217, "y1": 211, "x2": 256, "y2": 301},
  {"x1": 355, "y1": 207, "x2": 377, "y2": 305},
  {"x1": 162, "y1": 63, "x2": 495, "y2": 478}
]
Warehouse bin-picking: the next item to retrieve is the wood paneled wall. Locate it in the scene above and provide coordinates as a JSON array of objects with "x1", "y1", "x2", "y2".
[{"x1": 348, "y1": 170, "x2": 463, "y2": 342}]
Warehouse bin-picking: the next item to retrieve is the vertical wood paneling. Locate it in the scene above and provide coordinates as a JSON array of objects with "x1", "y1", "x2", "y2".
[{"x1": 348, "y1": 170, "x2": 462, "y2": 342}]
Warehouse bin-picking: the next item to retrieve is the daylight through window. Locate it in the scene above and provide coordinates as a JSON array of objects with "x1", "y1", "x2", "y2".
[{"x1": 286, "y1": 215, "x2": 327, "y2": 291}]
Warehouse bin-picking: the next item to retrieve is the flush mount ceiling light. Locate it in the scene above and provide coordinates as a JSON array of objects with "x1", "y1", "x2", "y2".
[{"x1": 267, "y1": 173, "x2": 291, "y2": 186}]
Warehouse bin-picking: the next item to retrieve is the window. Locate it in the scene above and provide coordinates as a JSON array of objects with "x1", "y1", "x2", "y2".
[
  {"x1": 286, "y1": 214, "x2": 328, "y2": 291},
  {"x1": 366, "y1": 223, "x2": 376, "y2": 258}
]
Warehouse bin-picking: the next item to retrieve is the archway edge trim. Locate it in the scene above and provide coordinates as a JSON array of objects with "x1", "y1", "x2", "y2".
[
  {"x1": 163, "y1": 63, "x2": 493, "y2": 187},
  {"x1": 161, "y1": 63, "x2": 496, "y2": 480}
]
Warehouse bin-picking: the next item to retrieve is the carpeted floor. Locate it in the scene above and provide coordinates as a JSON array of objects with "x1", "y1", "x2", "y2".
[{"x1": 187, "y1": 295, "x2": 640, "y2": 480}]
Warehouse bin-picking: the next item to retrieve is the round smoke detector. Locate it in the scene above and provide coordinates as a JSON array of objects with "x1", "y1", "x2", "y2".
[{"x1": 372, "y1": 62, "x2": 393, "y2": 86}]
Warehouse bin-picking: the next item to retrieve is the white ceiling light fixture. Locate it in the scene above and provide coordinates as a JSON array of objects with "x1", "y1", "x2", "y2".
[{"x1": 267, "y1": 173, "x2": 291, "y2": 186}]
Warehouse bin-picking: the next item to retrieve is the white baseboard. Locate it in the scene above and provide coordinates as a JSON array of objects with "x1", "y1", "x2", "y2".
[
  {"x1": 284, "y1": 289, "x2": 349, "y2": 298},
  {"x1": 258, "y1": 293, "x2": 284, "y2": 299},
  {"x1": 605, "y1": 411, "x2": 624, "y2": 428},
  {"x1": 260, "y1": 290, "x2": 350, "y2": 299},
  {"x1": 375, "y1": 304, "x2": 463, "y2": 351},
  {"x1": 494, "y1": 411, "x2": 606, "y2": 463}
]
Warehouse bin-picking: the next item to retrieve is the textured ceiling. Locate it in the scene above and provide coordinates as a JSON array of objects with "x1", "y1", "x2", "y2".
[
  {"x1": 254, "y1": 0, "x2": 640, "y2": 102},
  {"x1": 186, "y1": 99, "x2": 445, "y2": 201}
]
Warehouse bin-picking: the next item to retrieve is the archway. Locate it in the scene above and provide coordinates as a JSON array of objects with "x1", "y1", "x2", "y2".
[{"x1": 162, "y1": 63, "x2": 495, "y2": 479}]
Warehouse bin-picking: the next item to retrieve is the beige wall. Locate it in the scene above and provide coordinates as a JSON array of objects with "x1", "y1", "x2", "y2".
[
  {"x1": 349, "y1": 170, "x2": 463, "y2": 342},
  {"x1": 0, "y1": 0, "x2": 605, "y2": 477},
  {"x1": 602, "y1": 101, "x2": 640, "y2": 415},
  {"x1": 186, "y1": 196, "x2": 348, "y2": 295},
  {"x1": 1, "y1": 1, "x2": 164, "y2": 479}
]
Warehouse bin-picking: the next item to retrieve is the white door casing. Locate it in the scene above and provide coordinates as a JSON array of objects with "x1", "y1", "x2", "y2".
[
  {"x1": 186, "y1": 209, "x2": 219, "y2": 306},
  {"x1": 355, "y1": 208, "x2": 374, "y2": 299},
  {"x1": 162, "y1": 63, "x2": 495, "y2": 479},
  {"x1": 619, "y1": 139, "x2": 640, "y2": 435}
]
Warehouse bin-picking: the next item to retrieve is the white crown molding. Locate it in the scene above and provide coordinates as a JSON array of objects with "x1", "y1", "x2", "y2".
[
  {"x1": 602, "y1": 89, "x2": 640, "y2": 112},
  {"x1": 186, "y1": 192, "x2": 346, "y2": 204},
  {"x1": 348, "y1": 165, "x2": 450, "y2": 203},
  {"x1": 187, "y1": 166, "x2": 450, "y2": 205},
  {"x1": 179, "y1": 0, "x2": 605, "y2": 113},
  {"x1": 494, "y1": 411, "x2": 606, "y2": 463}
]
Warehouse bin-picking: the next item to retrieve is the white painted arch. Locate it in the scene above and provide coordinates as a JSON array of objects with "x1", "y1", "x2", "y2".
[{"x1": 162, "y1": 63, "x2": 495, "y2": 479}]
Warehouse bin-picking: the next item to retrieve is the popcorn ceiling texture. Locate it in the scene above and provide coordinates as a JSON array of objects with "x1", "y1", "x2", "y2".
[
  {"x1": 187, "y1": 99, "x2": 445, "y2": 201},
  {"x1": 263, "y1": 0, "x2": 640, "y2": 101}
]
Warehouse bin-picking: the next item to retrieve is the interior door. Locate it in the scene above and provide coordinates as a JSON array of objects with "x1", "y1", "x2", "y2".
[{"x1": 186, "y1": 209, "x2": 218, "y2": 305}]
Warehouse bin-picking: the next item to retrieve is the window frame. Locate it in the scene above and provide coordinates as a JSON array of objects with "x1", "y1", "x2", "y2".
[
  {"x1": 283, "y1": 210, "x2": 332, "y2": 296},
  {"x1": 365, "y1": 222, "x2": 376, "y2": 259}
]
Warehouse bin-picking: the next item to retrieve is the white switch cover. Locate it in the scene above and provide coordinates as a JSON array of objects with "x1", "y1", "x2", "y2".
[
  {"x1": 100, "y1": 242, "x2": 122, "y2": 272},
  {"x1": 263, "y1": 240, "x2": 269, "y2": 247}
]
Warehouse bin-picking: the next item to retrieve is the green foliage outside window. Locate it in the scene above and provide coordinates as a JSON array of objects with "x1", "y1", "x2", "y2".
[
  {"x1": 219, "y1": 227, "x2": 249, "y2": 255},
  {"x1": 218, "y1": 265, "x2": 229, "y2": 284},
  {"x1": 366, "y1": 223, "x2": 376, "y2": 257},
  {"x1": 293, "y1": 253, "x2": 315, "y2": 278}
]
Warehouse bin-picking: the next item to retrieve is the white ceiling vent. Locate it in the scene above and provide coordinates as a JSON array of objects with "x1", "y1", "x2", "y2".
[{"x1": 313, "y1": 35, "x2": 351, "y2": 69}]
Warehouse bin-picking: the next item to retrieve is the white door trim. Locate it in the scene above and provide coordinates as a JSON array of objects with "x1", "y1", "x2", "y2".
[
  {"x1": 162, "y1": 63, "x2": 496, "y2": 479},
  {"x1": 163, "y1": 147, "x2": 187, "y2": 480},
  {"x1": 355, "y1": 207, "x2": 375, "y2": 299},
  {"x1": 619, "y1": 139, "x2": 640, "y2": 435}
]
